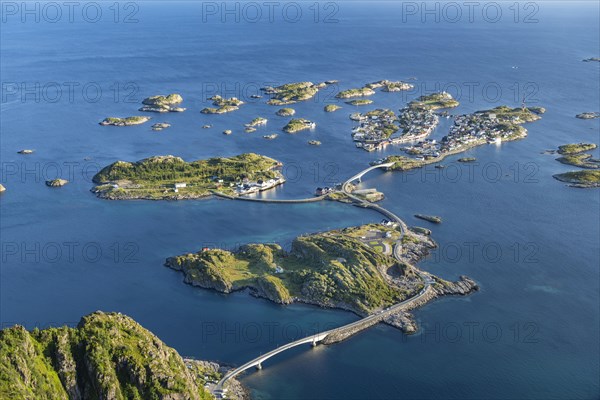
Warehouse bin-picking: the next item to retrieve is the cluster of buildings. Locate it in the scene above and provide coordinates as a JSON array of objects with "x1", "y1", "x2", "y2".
[
  {"x1": 351, "y1": 110, "x2": 400, "y2": 152},
  {"x1": 397, "y1": 107, "x2": 440, "y2": 142},
  {"x1": 235, "y1": 177, "x2": 286, "y2": 195},
  {"x1": 439, "y1": 112, "x2": 515, "y2": 152},
  {"x1": 315, "y1": 186, "x2": 336, "y2": 196}
]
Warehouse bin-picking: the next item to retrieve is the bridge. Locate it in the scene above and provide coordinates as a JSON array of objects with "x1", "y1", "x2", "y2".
[
  {"x1": 214, "y1": 283, "x2": 433, "y2": 393},
  {"x1": 344, "y1": 162, "x2": 395, "y2": 186}
]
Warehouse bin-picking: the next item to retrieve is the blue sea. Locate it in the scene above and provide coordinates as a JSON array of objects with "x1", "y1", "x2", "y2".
[{"x1": 1, "y1": 1, "x2": 599, "y2": 399}]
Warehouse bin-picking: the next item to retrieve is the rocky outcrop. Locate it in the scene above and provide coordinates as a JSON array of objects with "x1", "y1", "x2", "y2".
[
  {"x1": 46, "y1": 179, "x2": 68, "y2": 187},
  {"x1": 0, "y1": 312, "x2": 239, "y2": 399},
  {"x1": 99, "y1": 116, "x2": 151, "y2": 126},
  {"x1": 0, "y1": 184, "x2": 5, "y2": 192},
  {"x1": 151, "y1": 122, "x2": 171, "y2": 131},
  {"x1": 139, "y1": 94, "x2": 185, "y2": 113}
]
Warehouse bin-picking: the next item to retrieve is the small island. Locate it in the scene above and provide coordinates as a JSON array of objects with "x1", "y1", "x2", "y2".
[
  {"x1": 308, "y1": 140, "x2": 322, "y2": 146},
  {"x1": 17, "y1": 149, "x2": 34, "y2": 154},
  {"x1": 245, "y1": 117, "x2": 268, "y2": 127},
  {"x1": 45, "y1": 179, "x2": 68, "y2": 187},
  {"x1": 553, "y1": 170, "x2": 600, "y2": 188},
  {"x1": 582, "y1": 57, "x2": 600, "y2": 62},
  {"x1": 139, "y1": 93, "x2": 185, "y2": 113},
  {"x1": 0, "y1": 184, "x2": 5, "y2": 192},
  {"x1": 346, "y1": 99, "x2": 373, "y2": 106},
  {"x1": 276, "y1": 107, "x2": 296, "y2": 116},
  {"x1": 556, "y1": 143, "x2": 600, "y2": 169},
  {"x1": 223, "y1": 129, "x2": 233, "y2": 135},
  {"x1": 91, "y1": 153, "x2": 285, "y2": 200},
  {"x1": 166, "y1": 223, "x2": 477, "y2": 326},
  {"x1": 415, "y1": 214, "x2": 442, "y2": 223},
  {"x1": 408, "y1": 91, "x2": 460, "y2": 110},
  {"x1": 201, "y1": 95, "x2": 244, "y2": 114},
  {"x1": 263, "y1": 133, "x2": 278, "y2": 140},
  {"x1": 336, "y1": 86, "x2": 376, "y2": 99},
  {"x1": 458, "y1": 157, "x2": 477, "y2": 163},
  {"x1": 0, "y1": 311, "x2": 247, "y2": 400},
  {"x1": 575, "y1": 112, "x2": 600, "y2": 119},
  {"x1": 263, "y1": 82, "x2": 332, "y2": 105},
  {"x1": 151, "y1": 122, "x2": 171, "y2": 131},
  {"x1": 364, "y1": 80, "x2": 414, "y2": 92},
  {"x1": 99, "y1": 116, "x2": 151, "y2": 126},
  {"x1": 283, "y1": 118, "x2": 316, "y2": 133},
  {"x1": 324, "y1": 104, "x2": 342, "y2": 112}
]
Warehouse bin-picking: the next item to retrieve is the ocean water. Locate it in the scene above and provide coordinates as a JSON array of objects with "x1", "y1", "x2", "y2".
[{"x1": 1, "y1": 2, "x2": 599, "y2": 399}]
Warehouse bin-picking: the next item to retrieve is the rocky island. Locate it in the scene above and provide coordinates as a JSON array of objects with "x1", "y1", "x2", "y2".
[
  {"x1": 0, "y1": 184, "x2": 5, "y2": 192},
  {"x1": 0, "y1": 311, "x2": 246, "y2": 400},
  {"x1": 336, "y1": 86, "x2": 376, "y2": 99},
  {"x1": 165, "y1": 223, "x2": 477, "y2": 331},
  {"x1": 283, "y1": 118, "x2": 316, "y2": 133},
  {"x1": 139, "y1": 93, "x2": 185, "y2": 113},
  {"x1": 575, "y1": 112, "x2": 600, "y2": 119},
  {"x1": 263, "y1": 81, "x2": 332, "y2": 106},
  {"x1": 46, "y1": 179, "x2": 69, "y2": 187},
  {"x1": 91, "y1": 153, "x2": 284, "y2": 200},
  {"x1": 99, "y1": 116, "x2": 151, "y2": 126},
  {"x1": 324, "y1": 104, "x2": 342, "y2": 112},
  {"x1": 553, "y1": 170, "x2": 600, "y2": 188},
  {"x1": 346, "y1": 99, "x2": 373, "y2": 106},
  {"x1": 201, "y1": 95, "x2": 244, "y2": 114},
  {"x1": 276, "y1": 107, "x2": 295, "y2": 116}
]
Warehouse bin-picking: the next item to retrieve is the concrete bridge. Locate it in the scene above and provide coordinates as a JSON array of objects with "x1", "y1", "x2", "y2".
[
  {"x1": 344, "y1": 162, "x2": 395, "y2": 186},
  {"x1": 214, "y1": 283, "x2": 433, "y2": 393}
]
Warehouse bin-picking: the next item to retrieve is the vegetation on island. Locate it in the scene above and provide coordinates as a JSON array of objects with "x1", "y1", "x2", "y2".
[
  {"x1": 276, "y1": 108, "x2": 296, "y2": 116},
  {"x1": 99, "y1": 116, "x2": 151, "y2": 126},
  {"x1": 0, "y1": 312, "x2": 218, "y2": 400},
  {"x1": 91, "y1": 153, "x2": 282, "y2": 200},
  {"x1": 553, "y1": 170, "x2": 600, "y2": 188},
  {"x1": 408, "y1": 92, "x2": 459, "y2": 110},
  {"x1": 336, "y1": 86, "x2": 376, "y2": 99},
  {"x1": 283, "y1": 118, "x2": 316, "y2": 133},
  {"x1": 324, "y1": 104, "x2": 342, "y2": 112},
  {"x1": 346, "y1": 99, "x2": 373, "y2": 106},
  {"x1": 264, "y1": 82, "x2": 322, "y2": 105},
  {"x1": 166, "y1": 224, "x2": 429, "y2": 314},
  {"x1": 556, "y1": 143, "x2": 600, "y2": 169},
  {"x1": 46, "y1": 179, "x2": 69, "y2": 187},
  {"x1": 245, "y1": 117, "x2": 268, "y2": 127},
  {"x1": 201, "y1": 95, "x2": 244, "y2": 114}
]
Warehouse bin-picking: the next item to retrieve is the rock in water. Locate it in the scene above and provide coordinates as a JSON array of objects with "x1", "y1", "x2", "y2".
[{"x1": 46, "y1": 179, "x2": 69, "y2": 187}]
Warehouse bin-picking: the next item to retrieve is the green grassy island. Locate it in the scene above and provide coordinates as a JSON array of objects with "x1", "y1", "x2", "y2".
[
  {"x1": 264, "y1": 82, "x2": 324, "y2": 105},
  {"x1": 201, "y1": 95, "x2": 244, "y2": 114},
  {"x1": 346, "y1": 99, "x2": 373, "y2": 106},
  {"x1": 408, "y1": 92, "x2": 459, "y2": 110},
  {"x1": 324, "y1": 104, "x2": 342, "y2": 112},
  {"x1": 91, "y1": 153, "x2": 284, "y2": 200},
  {"x1": 336, "y1": 86, "x2": 376, "y2": 99},
  {"x1": 283, "y1": 118, "x2": 316, "y2": 133},
  {"x1": 553, "y1": 170, "x2": 600, "y2": 188},
  {"x1": 99, "y1": 116, "x2": 151, "y2": 126},
  {"x1": 245, "y1": 117, "x2": 268, "y2": 127},
  {"x1": 557, "y1": 143, "x2": 597, "y2": 155},
  {"x1": 167, "y1": 224, "x2": 427, "y2": 314},
  {"x1": 0, "y1": 311, "x2": 245, "y2": 400},
  {"x1": 166, "y1": 224, "x2": 478, "y2": 320}
]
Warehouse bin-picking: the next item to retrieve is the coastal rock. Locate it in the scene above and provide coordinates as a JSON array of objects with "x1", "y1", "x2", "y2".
[
  {"x1": 202, "y1": 124, "x2": 212, "y2": 129},
  {"x1": 575, "y1": 112, "x2": 600, "y2": 119},
  {"x1": 383, "y1": 311, "x2": 417, "y2": 334},
  {"x1": 0, "y1": 184, "x2": 5, "y2": 192},
  {"x1": 46, "y1": 179, "x2": 68, "y2": 187},
  {"x1": 308, "y1": 140, "x2": 322, "y2": 146},
  {"x1": 414, "y1": 214, "x2": 442, "y2": 223},
  {"x1": 223, "y1": 129, "x2": 232, "y2": 135},
  {"x1": 17, "y1": 149, "x2": 34, "y2": 154},
  {"x1": 433, "y1": 276, "x2": 479, "y2": 296},
  {"x1": 151, "y1": 122, "x2": 171, "y2": 131},
  {"x1": 324, "y1": 104, "x2": 342, "y2": 112}
]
